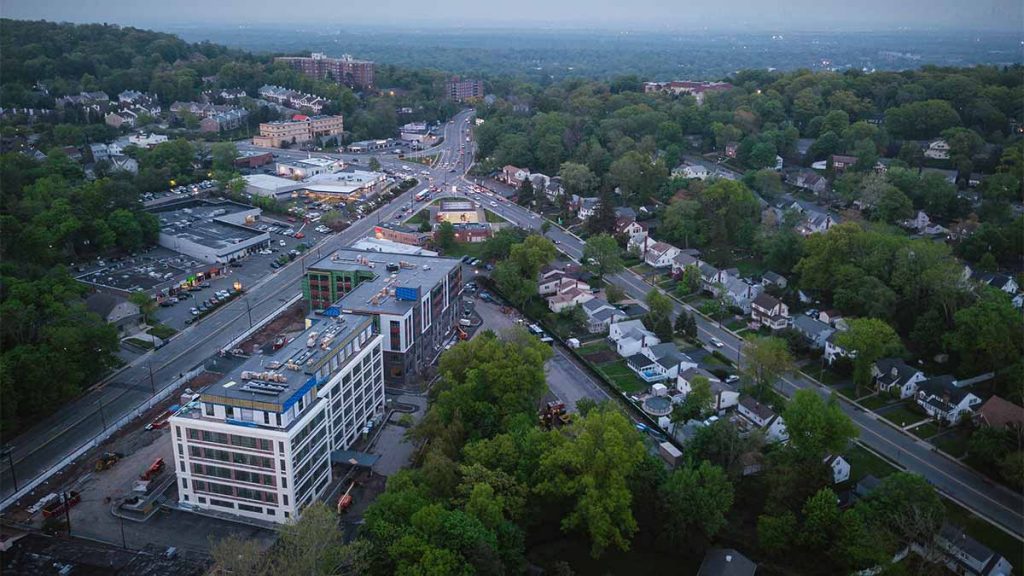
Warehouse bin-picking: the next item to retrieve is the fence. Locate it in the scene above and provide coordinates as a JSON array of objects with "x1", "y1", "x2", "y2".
[{"x1": 1, "y1": 367, "x2": 204, "y2": 512}]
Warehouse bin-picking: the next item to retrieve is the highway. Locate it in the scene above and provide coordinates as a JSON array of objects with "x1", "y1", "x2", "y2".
[
  {"x1": 0, "y1": 109, "x2": 477, "y2": 509},
  {"x1": 456, "y1": 170, "x2": 1024, "y2": 541}
]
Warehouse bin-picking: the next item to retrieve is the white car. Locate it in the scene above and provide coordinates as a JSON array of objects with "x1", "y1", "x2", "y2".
[
  {"x1": 710, "y1": 337, "x2": 724, "y2": 348},
  {"x1": 279, "y1": 240, "x2": 287, "y2": 247},
  {"x1": 489, "y1": 201, "x2": 497, "y2": 207}
]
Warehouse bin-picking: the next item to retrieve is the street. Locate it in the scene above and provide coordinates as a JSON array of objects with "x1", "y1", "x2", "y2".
[{"x1": 0, "y1": 109, "x2": 477, "y2": 510}]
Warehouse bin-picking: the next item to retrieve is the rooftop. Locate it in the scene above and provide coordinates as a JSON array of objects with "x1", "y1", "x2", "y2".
[
  {"x1": 151, "y1": 199, "x2": 264, "y2": 251},
  {"x1": 185, "y1": 313, "x2": 373, "y2": 417},
  {"x1": 312, "y1": 248, "x2": 461, "y2": 315}
]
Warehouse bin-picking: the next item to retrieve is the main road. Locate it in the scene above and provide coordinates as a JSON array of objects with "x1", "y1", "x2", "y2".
[
  {"x1": 0, "y1": 109, "x2": 477, "y2": 508},
  {"x1": 460, "y1": 157, "x2": 1024, "y2": 541}
]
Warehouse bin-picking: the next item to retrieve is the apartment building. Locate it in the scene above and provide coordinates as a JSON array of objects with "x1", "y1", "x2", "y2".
[
  {"x1": 170, "y1": 313, "x2": 384, "y2": 523},
  {"x1": 275, "y1": 53, "x2": 376, "y2": 89},
  {"x1": 446, "y1": 76, "x2": 484, "y2": 102},
  {"x1": 302, "y1": 249, "x2": 462, "y2": 386},
  {"x1": 252, "y1": 115, "x2": 344, "y2": 148}
]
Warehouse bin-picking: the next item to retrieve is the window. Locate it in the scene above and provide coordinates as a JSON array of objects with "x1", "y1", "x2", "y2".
[
  {"x1": 182, "y1": 478, "x2": 188, "y2": 489},
  {"x1": 283, "y1": 495, "x2": 289, "y2": 506},
  {"x1": 238, "y1": 503, "x2": 263, "y2": 514},
  {"x1": 175, "y1": 426, "x2": 181, "y2": 438},
  {"x1": 263, "y1": 411, "x2": 270, "y2": 425},
  {"x1": 209, "y1": 498, "x2": 235, "y2": 509},
  {"x1": 204, "y1": 404, "x2": 214, "y2": 417},
  {"x1": 226, "y1": 406, "x2": 234, "y2": 419}
]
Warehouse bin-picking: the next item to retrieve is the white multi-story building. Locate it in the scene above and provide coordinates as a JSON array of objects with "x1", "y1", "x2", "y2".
[{"x1": 170, "y1": 312, "x2": 384, "y2": 523}]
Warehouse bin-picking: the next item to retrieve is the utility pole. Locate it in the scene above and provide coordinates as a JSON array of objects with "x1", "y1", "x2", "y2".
[
  {"x1": 61, "y1": 491, "x2": 72, "y2": 535},
  {"x1": 98, "y1": 398, "x2": 108, "y2": 430},
  {"x1": 148, "y1": 363, "x2": 156, "y2": 396},
  {"x1": 119, "y1": 511, "x2": 128, "y2": 549},
  {"x1": 1, "y1": 447, "x2": 17, "y2": 493},
  {"x1": 245, "y1": 296, "x2": 253, "y2": 328}
]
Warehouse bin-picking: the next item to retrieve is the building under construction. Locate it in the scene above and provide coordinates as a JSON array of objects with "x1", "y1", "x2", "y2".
[{"x1": 302, "y1": 248, "x2": 462, "y2": 387}]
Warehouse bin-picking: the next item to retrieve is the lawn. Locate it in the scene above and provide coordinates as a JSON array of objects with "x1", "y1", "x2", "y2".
[
  {"x1": 440, "y1": 241, "x2": 486, "y2": 260},
  {"x1": 857, "y1": 394, "x2": 894, "y2": 411},
  {"x1": 844, "y1": 443, "x2": 899, "y2": 483},
  {"x1": 404, "y1": 210, "x2": 430, "y2": 226},
  {"x1": 877, "y1": 403, "x2": 929, "y2": 428},
  {"x1": 578, "y1": 340, "x2": 611, "y2": 355},
  {"x1": 148, "y1": 323, "x2": 177, "y2": 340},
  {"x1": 593, "y1": 360, "x2": 648, "y2": 394},
  {"x1": 724, "y1": 317, "x2": 748, "y2": 331},
  {"x1": 124, "y1": 337, "x2": 154, "y2": 350},
  {"x1": 483, "y1": 209, "x2": 507, "y2": 223},
  {"x1": 731, "y1": 258, "x2": 767, "y2": 278},
  {"x1": 933, "y1": 429, "x2": 972, "y2": 458},
  {"x1": 909, "y1": 421, "x2": 942, "y2": 439}
]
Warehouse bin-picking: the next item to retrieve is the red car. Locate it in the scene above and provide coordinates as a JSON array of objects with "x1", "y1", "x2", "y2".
[
  {"x1": 287, "y1": 216, "x2": 297, "y2": 223},
  {"x1": 294, "y1": 232, "x2": 305, "y2": 239}
]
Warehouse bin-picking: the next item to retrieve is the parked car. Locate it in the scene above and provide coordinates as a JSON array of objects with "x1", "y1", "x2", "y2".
[{"x1": 710, "y1": 337, "x2": 724, "y2": 348}]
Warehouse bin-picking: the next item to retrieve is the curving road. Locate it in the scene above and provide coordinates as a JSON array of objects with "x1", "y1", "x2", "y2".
[{"x1": 0, "y1": 109, "x2": 477, "y2": 509}]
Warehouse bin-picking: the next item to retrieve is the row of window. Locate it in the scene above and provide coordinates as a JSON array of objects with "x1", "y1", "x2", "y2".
[
  {"x1": 192, "y1": 479, "x2": 279, "y2": 504},
  {"x1": 188, "y1": 446, "x2": 275, "y2": 470},
  {"x1": 191, "y1": 462, "x2": 277, "y2": 487},
  {"x1": 186, "y1": 429, "x2": 273, "y2": 452}
]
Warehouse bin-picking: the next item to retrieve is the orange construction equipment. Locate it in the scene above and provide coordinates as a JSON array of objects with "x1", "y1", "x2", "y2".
[
  {"x1": 457, "y1": 326, "x2": 469, "y2": 340},
  {"x1": 539, "y1": 401, "x2": 571, "y2": 429},
  {"x1": 95, "y1": 452, "x2": 122, "y2": 472},
  {"x1": 337, "y1": 481, "x2": 356, "y2": 514},
  {"x1": 140, "y1": 458, "x2": 165, "y2": 481}
]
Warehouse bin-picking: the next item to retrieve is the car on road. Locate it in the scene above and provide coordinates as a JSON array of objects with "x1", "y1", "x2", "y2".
[
  {"x1": 294, "y1": 232, "x2": 305, "y2": 239},
  {"x1": 279, "y1": 240, "x2": 287, "y2": 247},
  {"x1": 489, "y1": 201, "x2": 497, "y2": 206},
  {"x1": 710, "y1": 337, "x2": 724, "y2": 348},
  {"x1": 271, "y1": 261, "x2": 281, "y2": 269},
  {"x1": 725, "y1": 375, "x2": 740, "y2": 384}
]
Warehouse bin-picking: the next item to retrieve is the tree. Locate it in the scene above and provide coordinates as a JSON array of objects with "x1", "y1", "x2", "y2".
[
  {"x1": 368, "y1": 156, "x2": 381, "y2": 172},
  {"x1": 686, "y1": 419, "x2": 763, "y2": 477},
  {"x1": 835, "y1": 318, "x2": 903, "y2": 393},
  {"x1": 742, "y1": 336, "x2": 794, "y2": 398},
  {"x1": 861, "y1": 472, "x2": 944, "y2": 549},
  {"x1": 676, "y1": 264, "x2": 702, "y2": 296},
  {"x1": 802, "y1": 487, "x2": 841, "y2": 549},
  {"x1": 582, "y1": 233, "x2": 623, "y2": 277},
  {"x1": 644, "y1": 289, "x2": 674, "y2": 341},
  {"x1": 509, "y1": 235, "x2": 557, "y2": 278},
  {"x1": 885, "y1": 100, "x2": 961, "y2": 140},
  {"x1": 493, "y1": 261, "x2": 535, "y2": 309},
  {"x1": 586, "y1": 189, "x2": 618, "y2": 234},
  {"x1": 674, "y1": 375, "x2": 713, "y2": 422},
  {"x1": 661, "y1": 199, "x2": 703, "y2": 248},
  {"x1": 946, "y1": 289, "x2": 1024, "y2": 375},
  {"x1": 265, "y1": 503, "x2": 358, "y2": 576},
  {"x1": 436, "y1": 221, "x2": 456, "y2": 252},
  {"x1": 783, "y1": 390, "x2": 858, "y2": 462},
  {"x1": 210, "y1": 141, "x2": 238, "y2": 173},
  {"x1": 210, "y1": 534, "x2": 267, "y2": 576},
  {"x1": 659, "y1": 461, "x2": 734, "y2": 545},
  {"x1": 605, "y1": 284, "x2": 625, "y2": 304},
  {"x1": 758, "y1": 511, "x2": 797, "y2": 555},
  {"x1": 968, "y1": 426, "x2": 1011, "y2": 466},
  {"x1": 536, "y1": 405, "x2": 645, "y2": 557},
  {"x1": 559, "y1": 162, "x2": 599, "y2": 197},
  {"x1": 517, "y1": 177, "x2": 535, "y2": 207},
  {"x1": 129, "y1": 292, "x2": 156, "y2": 324}
]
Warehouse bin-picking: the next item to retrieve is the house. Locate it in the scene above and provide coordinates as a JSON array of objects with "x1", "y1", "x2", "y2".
[
  {"x1": 538, "y1": 271, "x2": 591, "y2": 296},
  {"x1": 920, "y1": 167, "x2": 958, "y2": 185},
  {"x1": 615, "y1": 218, "x2": 648, "y2": 241},
  {"x1": 548, "y1": 288, "x2": 594, "y2": 313},
  {"x1": 724, "y1": 142, "x2": 739, "y2": 159},
  {"x1": 854, "y1": 474, "x2": 882, "y2": 500},
  {"x1": 644, "y1": 242, "x2": 681, "y2": 268},
  {"x1": 817, "y1": 309, "x2": 843, "y2": 326},
  {"x1": 627, "y1": 343, "x2": 697, "y2": 383},
  {"x1": 672, "y1": 161, "x2": 710, "y2": 180},
  {"x1": 970, "y1": 271, "x2": 1019, "y2": 295},
  {"x1": 824, "y1": 334, "x2": 852, "y2": 365},
  {"x1": 89, "y1": 143, "x2": 110, "y2": 163},
  {"x1": 751, "y1": 293, "x2": 789, "y2": 330},
  {"x1": 577, "y1": 197, "x2": 601, "y2": 220},
  {"x1": 915, "y1": 375, "x2": 983, "y2": 425},
  {"x1": 699, "y1": 263, "x2": 731, "y2": 293},
  {"x1": 794, "y1": 171, "x2": 828, "y2": 195},
  {"x1": 108, "y1": 155, "x2": 138, "y2": 174},
  {"x1": 677, "y1": 368, "x2": 739, "y2": 413},
  {"x1": 85, "y1": 292, "x2": 143, "y2": 336},
  {"x1": 628, "y1": 230, "x2": 653, "y2": 254},
  {"x1": 697, "y1": 548, "x2": 757, "y2": 576},
  {"x1": 976, "y1": 396, "x2": 1024, "y2": 432},
  {"x1": 928, "y1": 523, "x2": 1015, "y2": 576},
  {"x1": 738, "y1": 396, "x2": 788, "y2": 443},
  {"x1": 761, "y1": 271, "x2": 787, "y2": 289},
  {"x1": 582, "y1": 298, "x2": 626, "y2": 334},
  {"x1": 501, "y1": 165, "x2": 529, "y2": 186},
  {"x1": 795, "y1": 209, "x2": 836, "y2": 236},
  {"x1": 608, "y1": 319, "x2": 660, "y2": 357},
  {"x1": 723, "y1": 278, "x2": 762, "y2": 314},
  {"x1": 823, "y1": 454, "x2": 851, "y2": 484},
  {"x1": 543, "y1": 177, "x2": 564, "y2": 201},
  {"x1": 671, "y1": 251, "x2": 703, "y2": 278},
  {"x1": 792, "y1": 315, "x2": 835, "y2": 349},
  {"x1": 829, "y1": 154, "x2": 858, "y2": 174},
  {"x1": 614, "y1": 206, "x2": 636, "y2": 221},
  {"x1": 924, "y1": 139, "x2": 951, "y2": 160},
  {"x1": 872, "y1": 358, "x2": 926, "y2": 399}
]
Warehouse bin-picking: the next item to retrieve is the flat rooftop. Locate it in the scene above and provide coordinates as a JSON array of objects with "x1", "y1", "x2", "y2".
[
  {"x1": 244, "y1": 173, "x2": 305, "y2": 193},
  {"x1": 439, "y1": 200, "x2": 476, "y2": 211},
  {"x1": 189, "y1": 313, "x2": 373, "y2": 415},
  {"x1": 154, "y1": 200, "x2": 264, "y2": 250},
  {"x1": 282, "y1": 157, "x2": 338, "y2": 168},
  {"x1": 351, "y1": 237, "x2": 437, "y2": 256},
  {"x1": 311, "y1": 248, "x2": 461, "y2": 315}
]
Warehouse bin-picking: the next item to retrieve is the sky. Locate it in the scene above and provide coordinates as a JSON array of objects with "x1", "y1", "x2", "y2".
[{"x1": 2, "y1": 0, "x2": 1022, "y2": 31}]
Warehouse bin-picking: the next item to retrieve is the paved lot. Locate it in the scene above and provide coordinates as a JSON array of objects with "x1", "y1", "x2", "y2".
[{"x1": 370, "y1": 395, "x2": 428, "y2": 477}]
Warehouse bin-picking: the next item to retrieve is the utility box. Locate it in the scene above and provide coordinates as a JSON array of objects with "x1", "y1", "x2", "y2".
[{"x1": 658, "y1": 441, "x2": 682, "y2": 467}]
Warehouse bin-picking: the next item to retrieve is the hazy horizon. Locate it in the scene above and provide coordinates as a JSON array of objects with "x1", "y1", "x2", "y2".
[{"x1": 3, "y1": 0, "x2": 1023, "y2": 33}]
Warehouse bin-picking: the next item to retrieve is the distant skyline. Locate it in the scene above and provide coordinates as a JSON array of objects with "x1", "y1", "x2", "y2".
[{"x1": 2, "y1": 0, "x2": 1023, "y2": 32}]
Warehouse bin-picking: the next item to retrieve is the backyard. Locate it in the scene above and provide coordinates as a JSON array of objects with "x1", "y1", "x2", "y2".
[{"x1": 876, "y1": 401, "x2": 929, "y2": 428}]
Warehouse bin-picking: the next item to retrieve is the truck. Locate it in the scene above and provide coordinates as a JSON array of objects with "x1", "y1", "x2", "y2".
[
  {"x1": 42, "y1": 491, "x2": 81, "y2": 518},
  {"x1": 414, "y1": 190, "x2": 429, "y2": 202},
  {"x1": 459, "y1": 318, "x2": 472, "y2": 327}
]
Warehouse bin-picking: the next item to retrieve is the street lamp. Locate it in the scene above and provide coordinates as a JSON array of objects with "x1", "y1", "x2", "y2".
[{"x1": 1, "y1": 446, "x2": 17, "y2": 493}]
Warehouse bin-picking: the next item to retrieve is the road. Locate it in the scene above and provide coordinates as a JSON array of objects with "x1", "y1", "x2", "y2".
[
  {"x1": 0, "y1": 109, "x2": 478, "y2": 509},
  {"x1": 460, "y1": 166, "x2": 1024, "y2": 540}
]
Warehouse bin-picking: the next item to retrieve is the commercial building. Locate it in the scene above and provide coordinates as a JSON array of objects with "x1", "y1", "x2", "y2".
[
  {"x1": 252, "y1": 115, "x2": 344, "y2": 149},
  {"x1": 351, "y1": 237, "x2": 438, "y2": 256},
  {"x1": 449, "y1": 222, "x2": 492, "y2": 243},
  {"x1": 302, "y1": 249, "x2": 462, "y2": 386},
  {"x1": 243, "y1": 174, "x2": 306, "y2": 198},
  {"x1": 277, "y1": 157, "x2": 345, "y2": 179},
  {"x1": 431, "y1": 200, "x2": 484, "y2": 224},
  {"x1": 235, "y1": 151, "x2": 274, "y2": 169},
  {"x1": 275, "y1": 53, "x2": 376, "y2": 89},
  {"x1": 151, "y1": 199, "x2": 270, "y2": 264},
  {"x1": 244, "y1": 168, "x2": 385, "y2": 202},
  {"x1": 170, "y1": 312, "x2": 385, "y2": 523},
  {"x1": 373, "y1": 222, "x2": 431, "y2": 246},
  {"x1": 446, "y1": 77, "x2": 484, "y2": 102}
]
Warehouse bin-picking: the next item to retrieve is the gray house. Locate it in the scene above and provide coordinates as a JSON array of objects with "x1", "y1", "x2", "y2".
[{"x1": 86, "y1": 292, "x2": 143, "y2": 336}]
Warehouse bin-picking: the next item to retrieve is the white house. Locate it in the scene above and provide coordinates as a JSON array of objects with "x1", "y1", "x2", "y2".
[
  {"x1": 672, "y1": 162, "x2": 710, "y2": 180},
  {"x1": 761, "y1": 271, "x2": 787, "y2": 289},
  {"x1": 677, "y1": 368, "x2": 739, "y2": 414},
  {"x1": 824, "y1": 333, "x2": 853, "y2": 365},
  {"x1": 671, "y1": 251, "x2": 703, "y2": 278},
  {"x1": 792, "y1": 315, "x2": 835, "y2": 349},
  {"x1": 581, "y1": 298, "x2": 626, "y2": 334},
  {"x1": 872, "y1": 358, "x2": 926, "y2": 399},
  {"x1": 539, "y1": 275, "x2": 591, "y2": 297},
  {"x1": 699, "y1": 263, "x2": 731, "y2": 293},
  {"x1": 723, "y1": 278, "x2": 762, "y2": 314},
  {"x1": 608, "y1": 319, "x2": 660, "y2": 357},
  {"x1": 738, "y1": 396, "x2": 788, "y2": 443},
  {"x1": 823, "y1": 454, "x2": 851, "y2": 484},
  {"x1": 628, "y1": 230, "x2": 653, "y2": 254},
  {"x1": 627, "y1": 343, "x2": 697, "y2": 383},
  {"x1": 794, "y1": 171, "x2": 828, "y2": 195},
  {"x1": 577, "y1": 197, "x2": 600, "y2": 220},
  {"x1": 616, "y1": 218, "x2": 648, "y2": 242},
  {"x1": 971, "y1": 271, "x2": 1019, "y2": 295},
  {"x1": 916, "y1": 376, "x2": 983, "y2": 425},
  {"x1": 924, "y1": 139, "x2": 951, "y2": 160},
  {"x1": 751, "y1": 293, "x2": 789, "y2": 331},
  {"x1": 643, "y1": 242, "x2": 681, "y2": 268},
  {"x1": 928, "y1": 523, "x2": 1015, "y2": 576},
  {"x1": 548, "y1": 288, "x2": 595, "y2": 313}
]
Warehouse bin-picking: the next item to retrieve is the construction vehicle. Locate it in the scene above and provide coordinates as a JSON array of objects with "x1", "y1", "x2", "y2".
[
  {"x1": 140, "y1": 458, "x2": 165, "y2": 481},
  {"x1": 337, "y1": 481, "x2": 356, "y2": 514},
  {"x1": 42, "y1": 491, "x2": 81, "y2": 518},
  {"x1": 95, "y1": 452, "x2": 123, "y2": 472},
  {"x1": 539, "y1": 401, "x2": 571, "y2": 429},
  {"x1": 457, "y1": 326, "x2": 469, "y2": 341}
]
